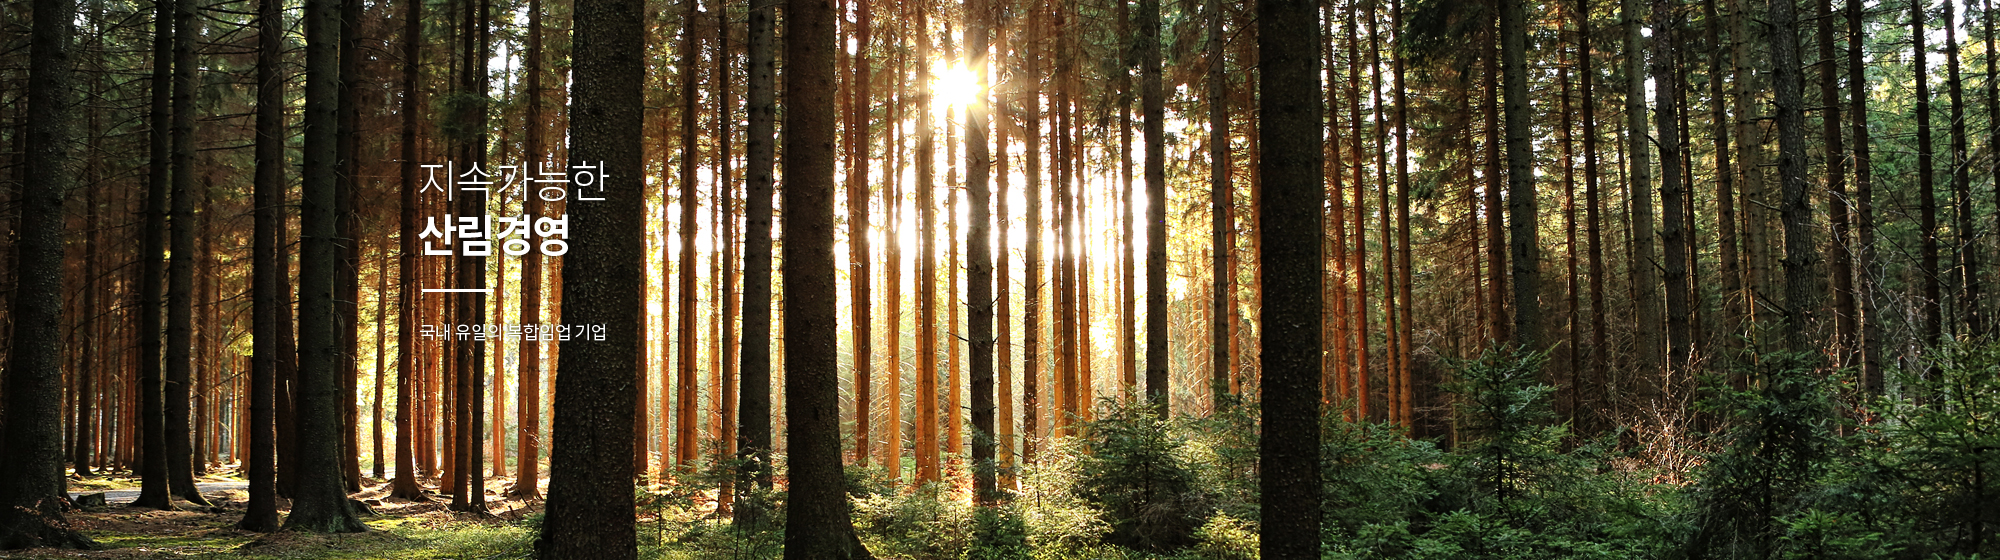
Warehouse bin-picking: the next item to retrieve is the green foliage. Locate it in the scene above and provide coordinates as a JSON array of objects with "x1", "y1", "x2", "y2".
[
  {"x1": 1807, "y1": 342, "x2": 2000, "y2": 559},
  {"x1": 853, "y1": 482, "x2": 977, "y2": 560},
  {"x1": 1684, "y1": 351, "x2": 1841, "y2": 560},
  {"x1": 1078, "y1": 397, "x2": 1212, "y2": 552}
]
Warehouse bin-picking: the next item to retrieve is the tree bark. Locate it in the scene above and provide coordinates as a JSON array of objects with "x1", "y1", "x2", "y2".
[
  {"x1": 781, "y1": 0, "x2": 873, "y2": 554},
  {"x1": 1208, "y1": 0, "x2": 1233, "y2": 408},
  {"x1": 535, "y1": 0, "x2": 643, "y2": 550},
  {"x1": 1773, "y1": 0, "x2": 1815, "y2": 351},
  {"x1": 166, "y1": 0, "x2": 212, "y2": 506},
  {"x1": 966, "y1": 0, "x2": 996, "y2": 505},
  {"x1": 286, "y1": 0, "x2": 365, "y2": 531},
  {"x1": 134, "y1": 0, "x2": 176, "y2": 511},
  {"x1": 1915, "y1": 0, "x2": 1942, "y2": 347},
  {"x1": 389, "y1": 0, "x2": 428, "y2": 502},
  {"x1": 735, "y1": 0, "x2": 777, "y2": 525},
  {"x1": 0, "y1": 0, "x2": 93, "y2": 543},
  {"x1": 1623, "y1": 0, "x2": 1662, "y2": 400},
  {"x1": 1142, "y1": 0, "x2": 1169, "y2": 416},
  {"x1": 1502, "y1": 0, "x2": 1540, "y2": 351},
  {"x1": 1653, "y1": 0, "x2": 1690, "y2": 378},
  {"x1": 1258, "y1": 0, "x2": 1323, "y2": 556},
  {"x1": 242, "y1": 0, "x2": 291, "y2": 525}
]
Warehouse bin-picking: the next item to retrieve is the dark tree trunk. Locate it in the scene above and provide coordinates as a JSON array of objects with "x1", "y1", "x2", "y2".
[
  {"x1": 735, "y1": 0, "x2": 776, "y2": 525},
  {"x1": 285, "y1": 0, "x2": 365, "y2": 532},
  {"x1": 448, "y1": 0, "x2": 490, "y2": 512},
  {"x1": 1916, "y1": 0, "x2": 1941, "y2": 346},
  {"x1": 1654, "y1": 0, "x2": 1690, "y2": 377},
  {"x1": 1773, "y1": 0, "x2": 1814, "y2": 351},
  {"x1": 134, "y1": 0, "x2": 176, "y2": 511},
  {"x1": 389, "y1": 0, "x2": 428, "y2": 502},
  {"x1": 1949, "y1": 0, "x2": 1983, "y2": 338},
  {"x1": 335, "y1": 0, "x2": 364, "y2": 494},
  {"x1": 1624, "y1": 0, "x2": 1661, "y2": 397},
  {"x1": 1850, "y1": 0, "x2": 1881, "y2": 392},
  {"x1": 1141, "y1": 0, "x2": 1168, "y2": 416},
  {"x1": 966, "y1": 0, "x2": 996, "y2": 506},
  {"x1": 241, "y1": 0, "x2": 288, "y2": 527},
  {"x1": 1820, "y1": 0, "x2": 1854, "y2": 365},
  {"x1": 534, "y1": 0, "x2": 643, "y2": 550},
  {"x1": 1502, "y1": 0, "x2": 1540, "y2": 349},
  {"x1": 849, "y1": 0, "x2": 873, "y2": 468},
  {"x1": 165, "y1": 0, "x2": 210, "y2": 505},
  {"x1": 0, "y1": 0, "x2": 93, "y2": 544},
  {"x1": 508, "y1": 0, "x2": 545, "y2": 500},
  {"x1": 1258, "y1": 0, "x2": 1323, "y2": 557},
  {"x1": 780, "y1": 0, "x2": 872, "y2": 555},
  {"x1": 675, "y1": 0, "x2": 700, "y2": 470},
  {"x1": 1208, "y1": 0, "x2": 1232, "y2": 407}
]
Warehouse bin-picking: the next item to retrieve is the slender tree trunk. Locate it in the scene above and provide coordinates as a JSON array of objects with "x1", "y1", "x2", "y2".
[
  {"x1": 714, "y1": 0, "x2": 736, "y2": 508},
  {"x1": 1949, "y1": 0, "x2": 1982, "y2": 338},
  {"x1": 1849, "y1": 0, "x2": 1881, "y2": 392},
  {"x1": 389, "y1": 0, "x2": 427, "y2": 501},
  {"x1": 1023, "y1": 0, "x2": 1044, "y2": 461},
  {"x1": 335, "y1": 0, "x2": 364, "y2": 494},
  {"x1": 242, "y1": 0, "x2": 291, "y2": 524},
  {"x1": 1502, "y1": 0, "x2": 1540, "y2": 351},
  {"x1": 735, "y1": 0, "x2": 777, "y2": 524},
  {"x1": 1654, "y1": 0, "x2": 1690, "y2": 378},
  {"x1": 1393, "y1": 0, "x2": 1414, "y2": 428},
  {"x1": 1624, "y1": 0, "x2": 1661, "y2": 400},
  {"x1": 165, "y1": 0, "x2": 211, "y2": 506},
  {"x1": 1817, "y1": 0, "x2": 1854, "y2": 365},
  {"x1": 994, "y1": 17, "x2": 1015, "y2": 488},
  {"x1": 849, "y1": 0, "x2": 873, "y2": 467},
  {"x1": 1209, "y1": 0, "x2": 1232, "y2": 408},
  {"x1": 1772, "y1": 0, "x2": 1814, "y2": 351},
  {"x1": 1258, "y1": 0, "x2": 1324, "y2": 555},
  {"x1": 915, "y1": 3, "x2": 940, "y2": 484},
  {"x1": 1483, "y1": 0, "x2": 1509, "y2": 345},
  {"x1": 134, "y1": 0, "x2": 175, "y2": 510},
  {"x1": 675, "y1": 0, "x2": 701, "y2": 470},
  {"x1": 509, "y1": 0, "x2": 545, "y2": 497},
  {"x1": 966, "y1": 0, "x2": 996, "y2": 505},
  {"x1": 1916, "y1": 0, "x2": 1942, "y2": 347},
  {"x1": 1142, "y1": 0, "x2": 1169, "y2": 416},
  {"x1": 373, "y1": 255, "x2": 387, "y2": 480}
]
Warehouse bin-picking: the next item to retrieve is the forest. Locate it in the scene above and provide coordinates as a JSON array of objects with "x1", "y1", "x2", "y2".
[{"x1": 3, "y1": 0, "x2": 2000, "y2": 555}]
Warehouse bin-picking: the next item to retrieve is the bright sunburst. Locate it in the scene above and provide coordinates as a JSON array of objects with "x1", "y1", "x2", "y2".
[{"x1": 929, "y1": 61, "x2": 980, "y2": 110}]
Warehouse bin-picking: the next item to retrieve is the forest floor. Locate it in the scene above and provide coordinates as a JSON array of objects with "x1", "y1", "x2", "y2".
[{"x1": 6, "y1": 472, "x2": 541, "y2": 560}]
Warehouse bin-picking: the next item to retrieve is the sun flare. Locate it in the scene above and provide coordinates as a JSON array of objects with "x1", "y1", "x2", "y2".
[{"x1": 929, "y1": 61, "x2": 981, "y2": 110}]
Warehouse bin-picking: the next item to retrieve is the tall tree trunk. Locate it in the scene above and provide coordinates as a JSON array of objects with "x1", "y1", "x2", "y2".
[
  {"x1": 1502, "y1": 0, "x2": 1540, "y2": 350},
  {"x1": 166, "y1": 0, "x2": 212, "y2": 506},
  {"x1": 849, "y1": 0, "x2": 873, "y2": 467},
  {"x1": 372, "y1": 253, "x2": 388, "y2": 480},
  {"x1": 714, "y1": 0, "x2": 737, "y2": 508},
  {"x1": 1820, "y1": 0, "x2": 1854, "y2": 364},
  {"x1": 1654, "y1": 0, "x2": 1690, "y2": 379},
  {"x1": 1849, "y1": 0, "x2": 1881, "y2": 392},
  {"x1": 510, "y1": 0, "x2": 545, "y2": 498},
  {"x1": 1117, "y1": 0, "x2": 1136, "y2": 399},
  {"x1": 1258, "y1": 0, "x2": 1324, "y2": 556},
  {"x1": 1209, "y1": 0, "x2": 1233, "y2": 407},
  {"x1": 335, "y1": 0, "x2": 363, "y2": 494},
  {"x1": 994, "y1": 16, "x2": 1014, "y2": 488},
  {"x1": 781, "y1": 0, "x2": 872, "y2": 554},
  {"x1": 966, "y1": 0, "x2": 996, "y2": 505},
  {"x1": 1483, "y1": 0, "x2": 1509, "y2": 345},
  {"x1": 1141, "y1": 0, "x2": 1169, "y2": 416},
  {"x1": 0, "y1": 0, "x2": 93, "y2": 542},
  {"x1": 134, "y1": 0, "x2": 175, "y2": 511},
  {"x1": 287, "y1": 0, "x2": 365, "y2": 531},
  {"x1": 915, "y1": 3, "x2": 940, "y2": 484},
  {"x1": 1624, "y1": 0, "x2": 1662, "y2": 400},
  {"x1": 1915, "y1": 0, "x2": 1942, "y2": 347},
  {"x1": 1023, "y1": 0, "x2": 1044, "y2": 461},
  {"x1": 1733, "y1": 0, "x2": 1767, "y2": 351},
  {"x1": 243, "y1": 0, "x2": 291, "y2": 524},
  {"x1": 536, "y1": 0, "x2": 643, "y2": 549},
  {"x1": 389, "y1": 0, "x2": 427, "y2": 502},
  {"x1": 1703, "y1": 0, "x2": 1741, "y2": 367},
  {"x1": 1949, "y1": 0, "x2": 1982, "y2": 338},
  {"x1": 1772, "y1": 0, "x2": 1814, "y2": 351},
  {"x1": 676, "y1": 0, "x2": 701, "y2": 470},
  {"x1": 449, "y1": 0, "x2": 490, "y2": 511},
  {"x1": 1393, "y1": 0, "x2": 1414, "y2": 428},
  {"x1": 735, "y1": 0, "x2": 777, "y2": 524},
  {"x1": 1345, "y1": 3, "x2": 1369, "y2": 417}
]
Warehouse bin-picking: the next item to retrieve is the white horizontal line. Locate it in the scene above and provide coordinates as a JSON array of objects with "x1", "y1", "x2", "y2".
[{"x1": 422, "y1": 288, "x2": 494, "y2": 293}]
